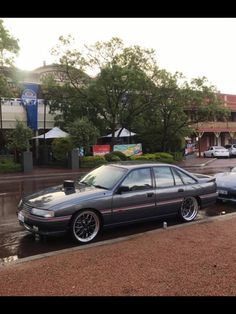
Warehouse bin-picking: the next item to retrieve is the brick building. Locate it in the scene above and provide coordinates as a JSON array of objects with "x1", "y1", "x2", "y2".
[{"x1": 193, "y1": 94, "x2": 236, "y2": 155}]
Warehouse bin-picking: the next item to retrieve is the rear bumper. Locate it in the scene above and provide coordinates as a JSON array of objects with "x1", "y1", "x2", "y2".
[{"x1": 199, "y1": 192, "x2": 218, "y2": 208}]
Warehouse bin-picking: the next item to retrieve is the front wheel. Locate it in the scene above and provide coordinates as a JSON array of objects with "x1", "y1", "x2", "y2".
[
  {"x1": 70, "y1": 210, "x2": 100, "y2": 244},
  {"x1": 179, "y1": 197, "x2": 199, "y2": 222}
]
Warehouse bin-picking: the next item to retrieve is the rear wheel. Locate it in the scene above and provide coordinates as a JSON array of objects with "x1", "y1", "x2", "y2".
[
  {"x1": 71, "y1": 210, "x2": 100, "y2": 244},
  {"x1": 179, "y1": 196, "x2": 199, "y2": 222}
]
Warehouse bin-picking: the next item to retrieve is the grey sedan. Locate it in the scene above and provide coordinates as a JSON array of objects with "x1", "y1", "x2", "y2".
[{"x1": 17, "y1": 163, "x2": 217, "y2": 244}]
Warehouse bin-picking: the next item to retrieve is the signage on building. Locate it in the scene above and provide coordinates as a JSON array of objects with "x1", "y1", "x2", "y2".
[
  {"x1": 113, "y1": 143, "x2": 142, "y2": 156},
  {"x1": 21, "y1": 83, "x2": 39, "y2": 130},
  {"x1": 93, "y1": 145, "x2": 110, "y2": 156}
]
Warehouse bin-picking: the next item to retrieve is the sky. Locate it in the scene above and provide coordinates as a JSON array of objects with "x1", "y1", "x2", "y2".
[{"x1": 2, "y1": 18, "x2": 236, "y2": 95}]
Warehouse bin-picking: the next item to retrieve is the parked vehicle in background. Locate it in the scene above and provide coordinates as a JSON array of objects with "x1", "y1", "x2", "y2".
[
  {"x1": 225, "y1": 144, "x2": 236, "y2": 157},
  {"x1": 214, "y1": 166, "x2": 236, "y2": 202},
  {"x1": 17, "y1": 163, "x2": 218, "y2": 244},
  {"x1": 203, "y1": 146, "x2": 229, "y2": 158}
]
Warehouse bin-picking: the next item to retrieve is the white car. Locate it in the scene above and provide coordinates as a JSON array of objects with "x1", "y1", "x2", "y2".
[
  {"x1": 203, "y1": 146, "x2": 229, "y2": 158},
  {"x1": 225, "y1": 144, "x2": 236, "y2": 157}
]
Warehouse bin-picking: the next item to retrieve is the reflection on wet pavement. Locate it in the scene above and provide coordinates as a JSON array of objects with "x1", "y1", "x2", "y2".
[
  {"x1": 0, "y1": 175, "x2": 81, "y2": 223},
  {"x1": 0, "y1": 175, "x2": 81, "y2": 263}
]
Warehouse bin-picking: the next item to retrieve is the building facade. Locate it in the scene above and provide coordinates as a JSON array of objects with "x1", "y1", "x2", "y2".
[
  {"x1": 193, "y1": 94, "x2": 236, "y2": 155},
  {"x1": 0, "y1": 64, "x2": 61, "y2": 132}
]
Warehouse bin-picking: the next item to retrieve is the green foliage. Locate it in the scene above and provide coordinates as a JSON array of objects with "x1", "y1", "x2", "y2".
[
  {"x1": 130, "y1": 152, "x2": 174, "y2": 164},
  {"x1": 0, "y1": 154, "x2": 13, "y2": 162},
  {"x1": 171, "y1": 152, "x2": 184, "y2": 161},
  {"x1": 0, "y1": 73, "x2": 14, "y2": 97},
  {"x1": 47, "y1": 36, "x2": 229, "y2": 154},
  {"x1": 48, "y1": 37, "x2": 158, "y2": 142},
  {"x1": 0, "y1": 19, "x2": 20, "y2": 67},
  {"x1": 130, "y1": 154, "x2": 156, "y2": 160},
  {"x1": 104, "y1": 153, "x2": 121, "y2": 162},
  {"x1": 111, "y1": 151, "x2": 128, "y2": 160},
  {"x1": 51, "y1": 137, "x2": 74, "y2": 161},
  {"x1": 80, "y1": 156, "x2": 107, "y2": 168},
  {"x1": 0, "y1": 158, "x2": 21, "y2": 173},
  {"x1": 66, "y1": 117, "x2": 99, "y2": 154},
  {"x1": 6, "y1": 120, "x2": 33, "y2": 152}
]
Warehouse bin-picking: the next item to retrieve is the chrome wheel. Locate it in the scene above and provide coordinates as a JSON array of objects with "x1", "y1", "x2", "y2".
[
  {"x1": 72, "y1": 210, "x2": 100, "y2": 243},
  {"x1": 179, "y1": 197, "x2": 198, "y2": 222}
]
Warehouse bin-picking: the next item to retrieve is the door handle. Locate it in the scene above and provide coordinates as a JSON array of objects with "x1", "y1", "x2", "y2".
[
  {"x1": 178, "y1": 188, "x2": 184, "y2": 192},
  {"x1": 147, "y1": 192, "x2": 154, "y2": 197}
]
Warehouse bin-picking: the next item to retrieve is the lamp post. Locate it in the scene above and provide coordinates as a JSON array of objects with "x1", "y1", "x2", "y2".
[
  {"x1": 43, "y1": 99, "x2": 47, "y2": 164},
  {"x1": 0, "y1": 97, "x2": 2, "y2": 152},
  {"x1": 0, "y1": 97, "x2": 2, "y2": 130}
]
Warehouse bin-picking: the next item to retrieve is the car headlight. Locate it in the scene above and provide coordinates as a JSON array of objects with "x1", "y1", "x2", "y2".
[{"x1": 31, "y1": 208, "x2": 55, "y2": 218}]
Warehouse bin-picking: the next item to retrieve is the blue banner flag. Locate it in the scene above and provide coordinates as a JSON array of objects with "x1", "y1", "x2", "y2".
[{"x1": 21, "y1": 83, "x2": 39, "y2": 130}]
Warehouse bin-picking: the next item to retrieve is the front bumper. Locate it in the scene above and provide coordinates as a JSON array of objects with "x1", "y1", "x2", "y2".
[{"x1": 17, "y1": 209, "x2": 72, "y2": 236}]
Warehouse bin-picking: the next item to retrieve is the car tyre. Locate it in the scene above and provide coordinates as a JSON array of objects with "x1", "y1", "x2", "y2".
[
  {"x1": 179, "y1": 196, "x2": 199, "y2": 222},
  {"x1": 70, "y1": 209, "x2": 100, "y2": 244}
]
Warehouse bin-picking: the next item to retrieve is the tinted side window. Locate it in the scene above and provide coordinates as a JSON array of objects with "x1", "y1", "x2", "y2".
[
  {"x1": 153, "y1": 167, "x2": 175, "y2": 188},
  {"x1": 171, "y1": 169, "x2": 184, "y2": 186},
  {"x1": 121, "y1": 168, "x2": 152, "y2": 191},
  {"x1": 174, "y1": 169, "x2": 197, "y2": 184}
]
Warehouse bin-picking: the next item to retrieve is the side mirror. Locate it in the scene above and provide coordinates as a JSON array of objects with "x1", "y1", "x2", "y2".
[{"x1": 116, "y1": 186, "x2": 130, "y2": 194}]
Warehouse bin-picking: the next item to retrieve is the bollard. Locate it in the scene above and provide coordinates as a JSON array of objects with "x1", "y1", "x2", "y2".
[{"x1": 163, "y1": 221, "x2": 167, "y2": 229}]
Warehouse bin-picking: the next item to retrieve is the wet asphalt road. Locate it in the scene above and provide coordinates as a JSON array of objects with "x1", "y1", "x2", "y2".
[{"x1": 1, "y1": 158, "x2": 236, "y2": 264}]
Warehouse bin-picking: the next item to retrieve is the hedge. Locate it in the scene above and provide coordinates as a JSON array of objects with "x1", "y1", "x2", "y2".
[
  {"x1": 0, "y1": 159, "x2": 22, "y2": 173},
  {"x1": 130, "y1": 152, "x2": 174, "y2": 163},
  {"x1": 80, "y1": 156, "x2": 107, "y2": 168}
]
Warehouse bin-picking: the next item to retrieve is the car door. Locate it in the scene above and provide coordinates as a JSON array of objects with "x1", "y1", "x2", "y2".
[
  {"x1": 205, "y1": 147, "x2": 213, "y2": 157},
  {"x1": 152, "y1": 166, "x2": 186, "y2": 216},
  {"x1": 112, "y1": 167, "x2": 156, "y2": 223}
]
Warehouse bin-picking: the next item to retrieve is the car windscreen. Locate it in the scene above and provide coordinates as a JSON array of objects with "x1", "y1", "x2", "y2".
[{"x1": 79, "y1": 165, "x2": 127, "y2": 190}]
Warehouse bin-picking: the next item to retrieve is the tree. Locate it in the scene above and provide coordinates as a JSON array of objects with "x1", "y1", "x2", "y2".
[
  {"x1": 0, "y1": 19, "x2": 19, "y2": 67},
  {"x1": 5, "y1": 121, "x2": 33, "y2": 162},
  {"x1": 51, "y1": 137, "x2": 74, "y2": 161},
  {"x1": 45, "y1": 36, "x2": 229, "y2": 153},
  {"x1": 66, "y1": 117, "x2": 100, "y2": 155},
  {"x1": 134, "y1": 71, "x2": 229, "y2": 152},
  {"x1": 44, "y1": 37, "x2": 158, "y2": 144},
  {"x1": 0, "y1": 19, "x2": 20, "y2": 98}
]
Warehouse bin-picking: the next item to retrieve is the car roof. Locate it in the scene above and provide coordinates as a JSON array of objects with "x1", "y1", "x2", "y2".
[{"x1": 107, "y1": 162, "x2": 178, "y2": 170}]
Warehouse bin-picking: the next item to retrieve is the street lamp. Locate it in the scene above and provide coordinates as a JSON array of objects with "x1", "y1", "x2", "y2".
[
  {"x1": 43, "y1": 98, "x2": 47, "y2": 164},
  {"x1": 0, "y1": 97, "x2": 2, "y2": 130}
]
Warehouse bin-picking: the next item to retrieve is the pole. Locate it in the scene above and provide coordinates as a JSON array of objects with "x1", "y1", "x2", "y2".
[
  {"x1": 0, "y1": 97, "x2": 2, "y2": 150},
  {"x1": 0, "y1": 97, "x2": 2, "y2": 130},
  {"x1": 44, "y1": 99, "x2": 47, "y2": 138},
  {"x1": 43, "y1": 99, "x2": 47, "y2": 164}
]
